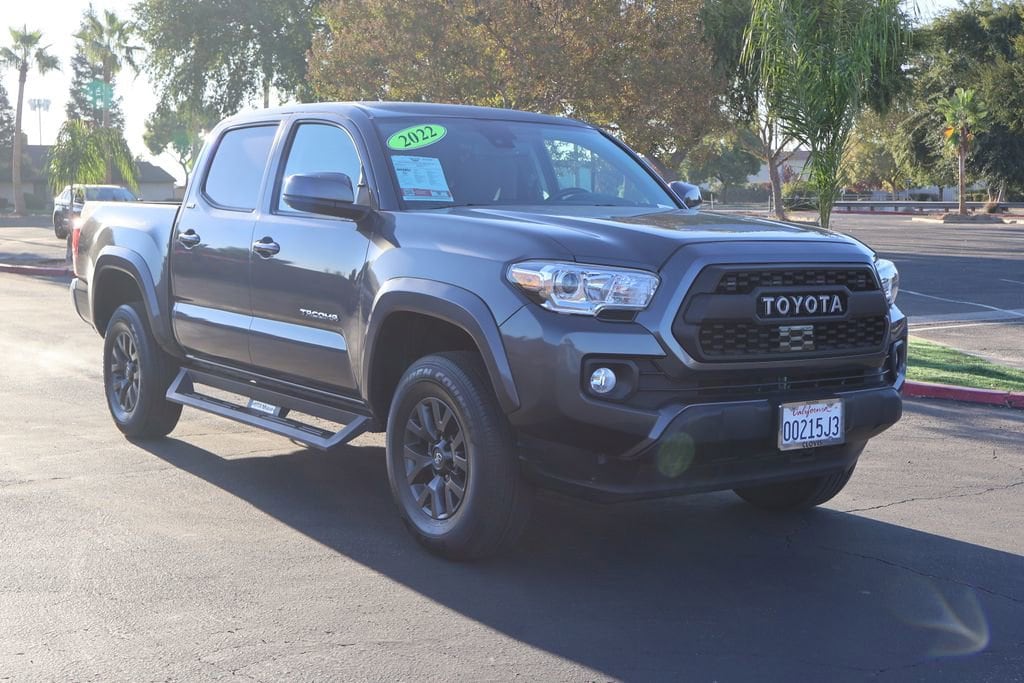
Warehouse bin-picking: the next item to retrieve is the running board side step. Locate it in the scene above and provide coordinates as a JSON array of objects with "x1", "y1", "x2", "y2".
[{"x1": 166, "y1": 368, "x2": 369, "y2": 451}]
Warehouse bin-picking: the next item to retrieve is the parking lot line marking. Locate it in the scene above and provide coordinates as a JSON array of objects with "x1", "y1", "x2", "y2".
[
  {"x1": 911, "y1": 319, "x2": 1024, "y2": 332},
  {"x1": 910, "y1": 308, "x2": 1024, "y2": 326},
  {"x1": 1000, "y1": 278, "x2": 1024, "y2": 285},
  {"x1": 901, "y1": 289, "x2": 1024, "y2": 318}
]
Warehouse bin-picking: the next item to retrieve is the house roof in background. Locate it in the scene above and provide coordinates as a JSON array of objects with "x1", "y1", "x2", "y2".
[{"x1": 18, "y1": 145, "x2": 175, "y2": 185}]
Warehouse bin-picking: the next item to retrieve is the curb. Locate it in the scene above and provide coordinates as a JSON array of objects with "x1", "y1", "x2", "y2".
[
  {"x1": 0, "y1": 263, "x2": 72, "y2": 277},
  {"x1": 904, "y1": 380, "x2": 1024, "y2": 409}
]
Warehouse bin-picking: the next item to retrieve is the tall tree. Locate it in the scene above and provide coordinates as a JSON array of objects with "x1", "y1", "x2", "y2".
[
  {"x1": 308, "y1": 0, "x2": 722, "y2": 174},
  {"x1": 939, "y1": 87, "x2": 988, "y2": 214},
  {"x1": 702, "y1": 0, "x2": 793, "y2": 219},
  {"x1": 75, "y1": 9, "x2": 141, "y2": 130},
  {"x1": 845, "y1": 109, "x2": 912, "y2": 195},
  {"x1": 1, "y1": 26, "x2": 59, "y2": 215},
  {"x1": 905, "y1": 2, "x2": 1024, "y2": 202},
  {"x1": 48, "y1": 119, "x2": 138, "y2": 194},
  {"x1": 136, "y1": 0, "x2": 314, "y2": 117},
  {"x1": 66, "y1": 8, "x2": 125, "y2": 129},
  {"x1": 744, "y1": 0, "x2": 909, "y2": 228},
  {"x1": 0, "y1": 82, "x2": 14, "y2": 169},
  {"x1": 682, "y1": 133, "x2": 760, "y2": 202},
  {"x1": 143, "y1": 103, "x2": 216, "y2": 186}
]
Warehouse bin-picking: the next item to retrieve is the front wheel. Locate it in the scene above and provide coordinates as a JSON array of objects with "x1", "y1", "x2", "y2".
[
  {"x1": 103, "y1": 302, "x2": 182, "y2": 439},
  {"x1": 385, "y1": 352, "x2": 532, "y2": 561},
  {"x1": 734, "y1": 464, "x2": 857, "y2": 511}
]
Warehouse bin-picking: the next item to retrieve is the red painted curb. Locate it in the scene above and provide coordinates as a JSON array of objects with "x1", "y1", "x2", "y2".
[
  {"x1": 904, "y1": 380, "x2": 1024, "y2": 409},
  {"x1": 0, "y1": 263, "x2": 72, "y2": 277}
]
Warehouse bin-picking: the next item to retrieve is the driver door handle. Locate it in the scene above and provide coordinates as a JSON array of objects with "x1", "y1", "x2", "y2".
[
  {"x1": 177, "y1": 229, "x2": 201, "y2": 248},
  {"x1": 252, "y1": 236, "x2": 280, "y2": 258}
]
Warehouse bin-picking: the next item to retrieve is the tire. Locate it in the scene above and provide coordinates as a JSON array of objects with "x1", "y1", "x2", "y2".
[
  {"x1": 103, "y1": 302, "x2": 182, "y2": 439},
  {"x1": 734, "y1": 464, "x2": 857, "y2": 511},
  {"x1": 385, "y1": 352, "x2": 532, "y2": 561},
  {"x1": 54, "y1": 213, "x2": 68, "y2": 240}
]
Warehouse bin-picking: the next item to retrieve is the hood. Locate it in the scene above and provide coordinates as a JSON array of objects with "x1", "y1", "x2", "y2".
[{"x1": 412, "y1": 206, "x2": 863, "y2": 270}]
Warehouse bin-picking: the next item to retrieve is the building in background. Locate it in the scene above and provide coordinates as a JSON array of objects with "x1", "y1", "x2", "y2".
[{"x1": 0, "y1": 144, "x2": 176, "y2": 211}]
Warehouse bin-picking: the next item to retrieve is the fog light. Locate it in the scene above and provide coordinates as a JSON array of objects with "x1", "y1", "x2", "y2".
[{"x1": 589, "y1": 367, "x2": 617, "y2": 394}]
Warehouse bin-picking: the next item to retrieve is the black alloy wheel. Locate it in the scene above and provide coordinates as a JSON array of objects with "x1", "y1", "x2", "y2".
[
  {"x1": 108, "y1": 329, "x2": 142, "y2": 421},
  {"x1": 102, "y1": 302, "x2": 182, "y2": 438},
  {"x1": 385, "y1": 352, "x2": 532, "y2": 560},
  {"x1": 403, "y1": 396, "x2": 469, "y2": 520}
]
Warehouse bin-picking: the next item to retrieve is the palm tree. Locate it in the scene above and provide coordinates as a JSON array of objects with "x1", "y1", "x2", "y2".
[
  {"x1": 48, "y1": 119, "x2": 138, "y2": 197},
  {"x1": 1, "y1": 26, "x2": 59, "y2": 215},
  {"x1": 939, "y1": 88, "x2": 988, "y2": 216},
  {"x1": 744, "y1": 0, "x2": 907, "y2": 228},
  {"x1": 76, "y1": 10, "x2": 142, "y2": 129}
]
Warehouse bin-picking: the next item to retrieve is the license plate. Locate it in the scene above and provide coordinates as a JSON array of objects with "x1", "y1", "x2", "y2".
[{"x1": 778, "y1": 399, "x2": 845, "y2": 451}]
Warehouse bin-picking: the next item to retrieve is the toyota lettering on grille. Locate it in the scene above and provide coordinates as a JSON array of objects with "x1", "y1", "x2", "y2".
[{"x1": 759, "y1": 292, "x2": 845, "y2": 319}]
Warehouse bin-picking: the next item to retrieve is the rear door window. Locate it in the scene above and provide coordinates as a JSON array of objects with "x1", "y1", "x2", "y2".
[{"x1": 203, "y1": 125, "x2": 278, "y2": 211}]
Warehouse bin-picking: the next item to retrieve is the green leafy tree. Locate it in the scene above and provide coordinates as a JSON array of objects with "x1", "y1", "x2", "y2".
[
  {"x1": 308, "y1": 0, "x2": 722, "y2": 175},
  {"x1": 682, "y1": 134, "x2": 760, "y2": 202},
  {"x1": 136, "y1": 0, "x2": 314, "y2": 117},
  {"x1": 66, "y1": 8, "x2": 125, "y2": 129},
  {"x1": 901, "y1": 2, "x2": 1024, "y2": 202},
  {"x1": 845, "y1": 109, "x2": 912, "y2": 195},
  {"x1": 939, "y1": 87, "x2": 988, "y2": 214},
  {"x1": 48, "y1": 119, "x2": 138, "y2": 195},
  {"x1": 1, "y1": 26, "x2": 60, "y2": 215},
  {"x1": 744, "y1": 0, "x2": 909, "y2": 227},
  {"x1": 75, "y1": 9, "x2": 141, "y2": 130},
  {"x1": 702, "y1": 0, "x2": 793, "y2": 218},
  {"x1": 0, "y1": 82, "x2": 14, "y2": 175},
  {"x1": 143, "y1": 103, "x2": 216, "y2": 186}
]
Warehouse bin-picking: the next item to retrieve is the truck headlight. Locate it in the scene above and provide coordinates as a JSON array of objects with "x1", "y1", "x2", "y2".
[
  {"x1": 507, "y1": 261, "x2": 659, "y2": 315},
  {"x1": 875, "y1": 258, "x2": 899, "y2": 305}
]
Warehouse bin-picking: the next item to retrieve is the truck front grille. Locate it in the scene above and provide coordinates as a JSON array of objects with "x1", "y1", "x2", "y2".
[
  {"x1": 715, "y1": 268, "x2": 877, "y2": 294},
  {"x1": 674, "y1": 265, "x2": 889, "y2": 362},
  {"x1": 698, "y1": 317, "x2": 887, "y2": 357}
]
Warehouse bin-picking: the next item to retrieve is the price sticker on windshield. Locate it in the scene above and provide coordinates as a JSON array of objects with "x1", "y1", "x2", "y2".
[{"x1": 387, "y1": 124, "x2": 447, "y2": 151}]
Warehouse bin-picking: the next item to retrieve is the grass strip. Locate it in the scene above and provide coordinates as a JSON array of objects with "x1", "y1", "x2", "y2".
[{"x1": 907, "y1": 337, "x2": 1024, "y2": 392}]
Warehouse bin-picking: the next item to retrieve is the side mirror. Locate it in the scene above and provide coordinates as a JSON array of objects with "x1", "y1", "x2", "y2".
[
  {"x1": 669, "y1": 181, "x2": 703, "y2": 210},
  {"x1": 282, "y1": 172, "x2": 371, "y2": 220}
]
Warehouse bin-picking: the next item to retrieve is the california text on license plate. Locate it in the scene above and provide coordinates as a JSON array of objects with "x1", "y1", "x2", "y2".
[{"x1": 778, "y1": 399, "x2": 845, "y2": 451}]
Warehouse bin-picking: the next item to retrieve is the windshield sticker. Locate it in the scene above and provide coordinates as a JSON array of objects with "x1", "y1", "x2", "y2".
[
  {"x1": 391, "y1": 155, "x2": 454, "y2": 202},
  {"x1": 387, "y1": 124, "x2": 447, "y2": 151}
]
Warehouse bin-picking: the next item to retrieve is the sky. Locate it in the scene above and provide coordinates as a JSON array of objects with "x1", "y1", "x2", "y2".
[{"x1": 3, "y1": 0, "x2": 965, "y2": 186}]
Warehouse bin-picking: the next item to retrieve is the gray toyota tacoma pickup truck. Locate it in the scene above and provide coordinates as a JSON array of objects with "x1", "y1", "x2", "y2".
[{"x1": 70, "y1": 102, "x2": 905, "y2": 559}]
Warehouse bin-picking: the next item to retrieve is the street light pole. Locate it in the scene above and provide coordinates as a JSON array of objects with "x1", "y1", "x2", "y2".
[{"x1": 28, "y1": 98, "x2": 51, "y2": 146}]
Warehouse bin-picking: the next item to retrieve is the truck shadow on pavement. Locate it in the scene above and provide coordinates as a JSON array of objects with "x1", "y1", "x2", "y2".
[{"x1": 139, "y1": 426, "x2": 1024, "y2": 681}]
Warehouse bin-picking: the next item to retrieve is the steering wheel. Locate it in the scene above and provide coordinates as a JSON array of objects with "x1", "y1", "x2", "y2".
[{"x1": 547, "y1": 187, "x2": 592, "y2": 201}]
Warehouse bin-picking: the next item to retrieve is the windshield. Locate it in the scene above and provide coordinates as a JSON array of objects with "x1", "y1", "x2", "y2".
[
  {"x1": 375, "y1": 118, "x2": 677, "y2": 210},
  {"x1": 81, "y1": 187, "x2": 137, "y2": 202}
]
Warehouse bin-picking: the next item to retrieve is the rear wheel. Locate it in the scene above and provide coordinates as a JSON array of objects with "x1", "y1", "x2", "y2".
[
  {"x1": 734, "y1": 464, "x2": 856, "y2": 511},
  {"x1": 103, "y1": 302, "x2": 182, "y2": 439},
  {"x1": 385, "y1": 352, "x2": 532, "y2": 561}
]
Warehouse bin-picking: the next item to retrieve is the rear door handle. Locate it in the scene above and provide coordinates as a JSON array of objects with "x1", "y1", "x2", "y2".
[
  {"x1": 177, "y1": 229, "x2": 201, "y2": 248},
  {"x1": 252, "y1": 236, "x2": 280, "y2": 258}
]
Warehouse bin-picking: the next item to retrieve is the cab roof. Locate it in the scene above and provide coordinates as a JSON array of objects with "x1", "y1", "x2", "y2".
[{"x1": 223, "y1": 101, "x2": 591, "y2": 129}]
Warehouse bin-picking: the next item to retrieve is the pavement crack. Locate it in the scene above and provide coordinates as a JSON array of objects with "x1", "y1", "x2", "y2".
[
  {"x1": 810, "y1": 543, "x2": 1023, "y2": 606},
  {"x1": 842, "y1": 480, "x2": 1024, "y2": 513}
]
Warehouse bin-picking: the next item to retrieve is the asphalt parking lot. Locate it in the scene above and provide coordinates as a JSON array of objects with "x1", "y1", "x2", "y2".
[
  {"x1": 828, "y1": 214, "x2": 1024, "y2": 369},
  {"x1": 1, "y1": 271, "x2": 1022, "y2": 681}
]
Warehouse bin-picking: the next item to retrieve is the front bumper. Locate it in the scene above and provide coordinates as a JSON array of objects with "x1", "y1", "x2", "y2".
[
  {"x1": 500, "y1": 291, "x2": 907, "y2": 502},
  {"x1": 518, "y1": 385, "x2": 900, "y2": 502}
]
